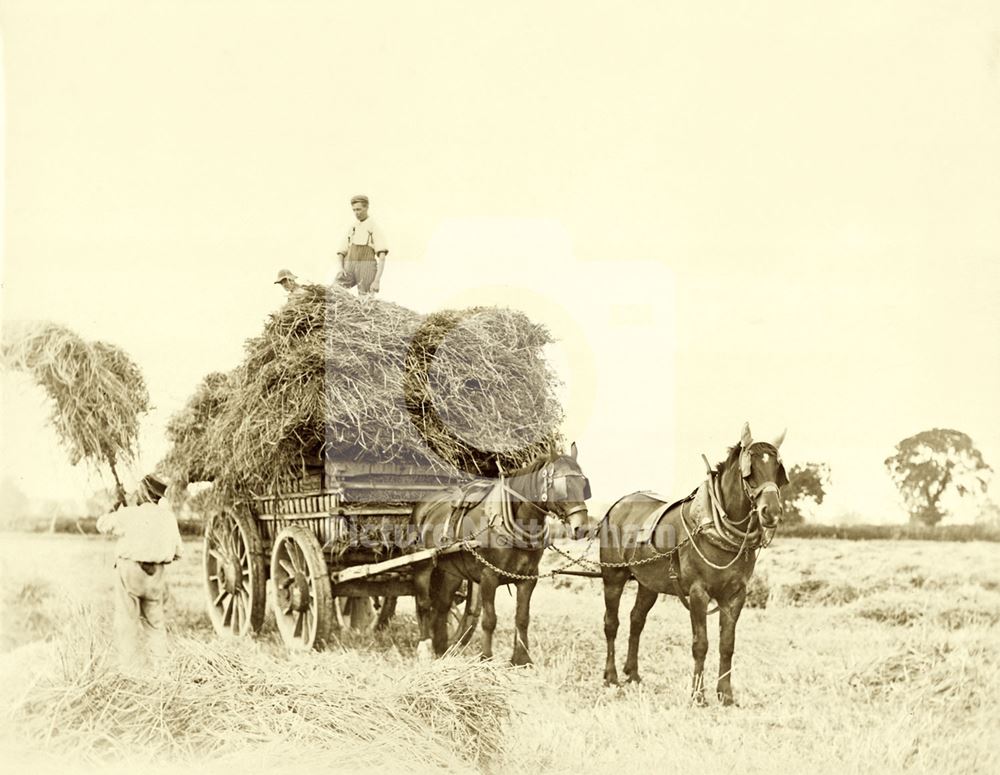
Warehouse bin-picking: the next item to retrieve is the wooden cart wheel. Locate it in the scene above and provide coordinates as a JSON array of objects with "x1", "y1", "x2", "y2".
[
  {"x1": 270, "y1": 525, "x2": 333, "y2": 650},
  {"x1": 448, "y1": 581, "x2": 481, "y2": 646},
  {"x1": 204, "y1": 508, "x2": 266, "y2": 637}
]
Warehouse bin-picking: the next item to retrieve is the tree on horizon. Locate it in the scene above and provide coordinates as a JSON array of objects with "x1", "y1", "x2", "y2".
[{"x1": 884, "y1": 428, "x2": 992, "y2": 527}]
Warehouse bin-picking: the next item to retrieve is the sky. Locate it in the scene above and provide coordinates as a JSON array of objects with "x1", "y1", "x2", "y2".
[{"x1": 2, "y1": 1, "x2": 999, "y2": 522}]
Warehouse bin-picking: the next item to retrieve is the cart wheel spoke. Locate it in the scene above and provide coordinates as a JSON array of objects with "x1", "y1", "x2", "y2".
[{"x1": 288, "y1": 546, "x2": 304, "y2": 575}]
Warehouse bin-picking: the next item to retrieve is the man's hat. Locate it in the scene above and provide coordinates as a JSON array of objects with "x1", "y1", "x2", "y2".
[
  {"x1": 350, "y1": 194, "x2": 369, "y2": 205},
  {"x1": 139, "y1": 474, "x2": 168, "y2": 504},
  {"x1": 274, "y1": 269, "x2": 298, "y2": 284}
]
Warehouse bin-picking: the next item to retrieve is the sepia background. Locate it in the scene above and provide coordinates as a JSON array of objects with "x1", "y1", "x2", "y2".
[
  {"x1": 2, "y1": 4, "x2": 1000, "y2": 775},
  {"x1": 2, "y1": 1, "x2": 999, "y2": 521}
]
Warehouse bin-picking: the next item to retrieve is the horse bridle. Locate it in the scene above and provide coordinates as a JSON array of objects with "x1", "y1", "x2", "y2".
[
  {"x1": 739, "y1": 444, "x2": 783, "y2": 529},
  {"x1": 538, "y1": 463, "x2": 590, "y2": 523},
  {"x1": 485, "y1": 462, "x2": 590, "y2": 548}
]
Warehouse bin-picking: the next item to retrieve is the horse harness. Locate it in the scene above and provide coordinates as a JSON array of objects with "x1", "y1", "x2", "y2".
[
  {"x1": 441, "y1": 461, "x2": 588, "y2": 549},
  {"x1": 578, "y1": 453, "x2": 779, "y2": 609},
  {"x1": 442, "y1": 475, "x2": 549, "y2": 552}
]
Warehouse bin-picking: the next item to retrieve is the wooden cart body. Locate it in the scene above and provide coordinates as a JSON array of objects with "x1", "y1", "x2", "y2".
[{"x1": 204, "y1": 457, "x2": 481, "y2": 649}]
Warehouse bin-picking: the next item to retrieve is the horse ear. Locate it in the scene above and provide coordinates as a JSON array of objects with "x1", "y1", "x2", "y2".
[
  {"x1": 570, "y1": 441, "x2": 578, "y2": 461},
  {"x1": 776, "y1": 463, "x2": 789, "y2": 488},
  {"x1": 772, "y1": 428, "x2": 787, "y2": 449},
  {"x1": 740, "y1": 422, "x2": 753, "y2": 449}
]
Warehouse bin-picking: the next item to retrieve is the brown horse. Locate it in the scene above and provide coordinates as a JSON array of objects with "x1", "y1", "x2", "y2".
[
  {"x1": 412, "y1": 444, "x2": 592, "y2": 665},
  {"x1": 600, "y1": 423, "x2": 787, "y2": 704}
]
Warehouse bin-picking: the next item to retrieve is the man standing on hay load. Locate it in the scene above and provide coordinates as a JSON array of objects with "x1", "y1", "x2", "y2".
[
  {"x1": 96, "y1": 474, "x2": 183, "y2": 674},
  {"x1": 335, "y1": 194, "x2": 388, "y2": 295}
]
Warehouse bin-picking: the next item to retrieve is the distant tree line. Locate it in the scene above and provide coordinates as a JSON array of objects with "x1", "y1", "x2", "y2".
[{"x1": 777, "y1": 427, "x2": 993, "y2": 529}]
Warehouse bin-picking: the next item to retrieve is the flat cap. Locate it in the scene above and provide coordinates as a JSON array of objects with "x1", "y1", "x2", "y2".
[
  {"x1": 350, "y1": 194, "x2": 369, "y2": 205},
  {"x1": 140, "y1": 474, "x2": 168, "y2": 504},
  {"x1": 274, "y1": 269, "x2": 298, "y2": 284}
]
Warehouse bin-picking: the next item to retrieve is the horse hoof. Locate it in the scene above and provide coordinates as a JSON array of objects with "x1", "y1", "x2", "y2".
[
  {"x1": 718, "y1": 693, "x2": 736, "y2": 707},
  {"x1": 603, "y1": 678, "x2": 619, "y2": 688},
  {"x1": 510, "y1": 657, "x2": 534, "y2": 668},
  {"x1": 416, "y1": 639, "x2": 433, "y2": 661},
  {"x1": 625, "y1": 674, "x2": 641, "y2": 685},
  {"x1": 691, "y1": 691, "x2": 707, "y2": 707}
]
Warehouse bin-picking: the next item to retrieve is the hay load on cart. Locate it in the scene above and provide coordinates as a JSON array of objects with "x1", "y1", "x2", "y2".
[{"x1": 160, "y1": 285, "x2": 565, "y2": 648}]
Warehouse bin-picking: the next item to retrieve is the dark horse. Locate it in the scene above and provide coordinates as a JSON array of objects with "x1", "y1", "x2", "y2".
[
  {"x1": 600, "y1": 423, "x2": 787, "y2": 704},
  {"x1": 412, "y1": 444, "x2": 592, "y2": 665}
]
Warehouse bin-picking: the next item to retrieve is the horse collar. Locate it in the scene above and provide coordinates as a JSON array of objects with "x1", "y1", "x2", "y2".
[{"x1": 494, "y1": 471, "x2": 550, "y2": 548}]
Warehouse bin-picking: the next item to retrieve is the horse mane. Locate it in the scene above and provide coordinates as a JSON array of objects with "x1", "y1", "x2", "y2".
[
  {"x1": 716, "y1": 443, "x2": 742, "y2": 472},
  {"x1": 716, "y1": 440, "x2": 778, "y2": 471},
  {"x1": 502, "y1": 453, "x2": 558, "y2": 478}
]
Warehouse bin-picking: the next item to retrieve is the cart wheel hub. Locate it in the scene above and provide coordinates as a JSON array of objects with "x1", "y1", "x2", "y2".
[{"x1": 289, "y1": 576, "x2": 311, "y2": 612}]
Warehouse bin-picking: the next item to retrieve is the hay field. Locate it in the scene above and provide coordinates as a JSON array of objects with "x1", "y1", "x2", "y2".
[{"x1": 1, "y1": 531, "x2": 998, "y2": 774}]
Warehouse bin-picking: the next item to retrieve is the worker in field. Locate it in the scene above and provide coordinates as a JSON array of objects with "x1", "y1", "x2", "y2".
[
  {"x1": 96, "y1": 474, "x2": 183, "y2": 675},
  {"x1": 335, "y1": 194, "x2": 389, "y2": 295},
  {"x1": 274, "y1": 269, "x2": 304, "y2": 296}
]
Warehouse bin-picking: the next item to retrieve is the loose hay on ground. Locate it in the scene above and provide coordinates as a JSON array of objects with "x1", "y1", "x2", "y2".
[
  {"x1": 849, "y1": 637, "x2": 999, "y2": 711},
  {"x1": 5, "y1": 611, "x2": 513, "y2": 770},
  {"x1": 855, "y1": 596, "x2": 926, "y2": 626},
  {"x1": 775, "y1": 578, "x2": 863, "y2": 606}
]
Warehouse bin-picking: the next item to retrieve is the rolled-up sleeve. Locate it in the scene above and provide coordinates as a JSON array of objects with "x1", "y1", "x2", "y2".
[
  {"x1": 337, "y1": 227, "x2": 352, "y2": 256},
  {"x1": 371, "y1": 223, "x2": 388, "y2": 255}
]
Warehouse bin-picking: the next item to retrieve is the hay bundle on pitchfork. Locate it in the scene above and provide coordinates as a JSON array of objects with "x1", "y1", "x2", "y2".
[{"x1": 1, "y1": 322, "x2": 150, "y2": 507}]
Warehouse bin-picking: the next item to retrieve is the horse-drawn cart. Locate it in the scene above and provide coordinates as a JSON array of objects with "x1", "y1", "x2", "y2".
[
  {"x1": 164, "y1": 288, "x2": 564, "y2": 652},
  {"x1": 203, "y1": 457, "x2": 481, "y2": 650}
]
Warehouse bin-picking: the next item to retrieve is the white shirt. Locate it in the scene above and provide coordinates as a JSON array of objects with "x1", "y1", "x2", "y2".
[
  {"x1": 340, "y1": 216, "x2": 389, "y2": 255},
  {"x1": 97, "y1": 502, "x2": 184, "y2": 563}
]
